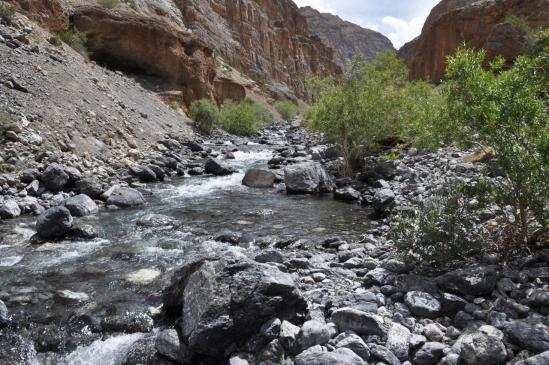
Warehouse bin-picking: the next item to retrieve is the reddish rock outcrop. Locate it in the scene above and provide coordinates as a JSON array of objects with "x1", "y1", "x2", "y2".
[
  {"x1": 402, "y1": 0, "x2": 549, "y2": 82},
  {"x1": 7, "y1": 0, "x2": 68, "y2": 32},
  {"x1": 299, "y1": 6, "x2": 394, "y2": 68}
]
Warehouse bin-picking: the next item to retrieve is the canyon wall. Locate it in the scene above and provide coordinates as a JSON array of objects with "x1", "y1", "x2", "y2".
[{"x1": 402, "y1": 0, "x2": 549, "y2": 82}]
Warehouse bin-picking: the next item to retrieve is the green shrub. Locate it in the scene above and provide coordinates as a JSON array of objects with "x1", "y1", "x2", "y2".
[
  {"x1": 503, "y1": 15, "x2": 532, "y2": 34},
  {"x1": 391, "y1": 184, "x2": 488, "y2": 266},
  {"x1": 219, "y1": 99, "x2": 273, "y2": 136},
  {"x1": 306, "y1": 51, "x2": 446, "y2": 176},
  {"x1": 59, "y1": 26, "x2": 87, "y2": 56},
  {"x1": 190, "y1": 99, "x2": 219, "y2": 135},
  {"x1": 97, "y1": 0, "x2": 121, "y2": 9},
  {"x1": 273, "y1": 101, "x2": 298, "y2": 120},
  {"x1": 444, "y1": 38, "x2": 549, "y2": 245},
  {"x1": 0, "y1": 2, "x2": 15, "y2": 23}
]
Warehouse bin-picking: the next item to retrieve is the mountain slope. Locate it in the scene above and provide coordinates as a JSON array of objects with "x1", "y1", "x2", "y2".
[{"x1": 299, "y1": 6, "x2": 394, "y2": 68}]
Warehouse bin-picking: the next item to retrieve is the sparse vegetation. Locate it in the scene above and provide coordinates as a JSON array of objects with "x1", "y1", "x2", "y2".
[
  {"x1": 59, "y1": 26, "x2": 88, "y2": 57},
  {"x1": 219, "y1": 99, "x2": 273, "y2": 136},
  {"x1": 0, "y1": 2, "x2": 15, "y2": 24},
  {"x1": 504, "y1": 15, "x2": 532, "y2": 34},
  {"x1": 273, "y1": 101, "x2": 298, "y2": 121},
  {"x1": 97, "y1": 0, "x2": 121, "y2": 9},
  {"x1": 190, "y1": 99, "x2": 219, "y2": 135}
]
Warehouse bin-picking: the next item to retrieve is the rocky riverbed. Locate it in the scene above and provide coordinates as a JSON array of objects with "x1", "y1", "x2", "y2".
[{"x1": 0, "y1": 119, "x2": 548, "y2": 365}]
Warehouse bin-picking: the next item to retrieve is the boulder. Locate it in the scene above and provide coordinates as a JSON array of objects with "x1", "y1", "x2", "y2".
[
  {"x1": 334, "y1": 187, "x2": 361, "y2": 202},
  {"x1": 503, "y1": 320, "x2": 549, "y2": 353},
  {"x1": 331, "y1": 307, "x2": 387, "y2": 337},
  {"x1": 514, "y1": 351, "x2": 549, "y2": 365},
  {"x1": 63, "y1": 194, "x2": 98, "y2": 217},
  {"x1": 333, "y1": 332, "x2": 370, "y2": 361},
  {"x1": 412, "y1": 342, "x2": 446, "y2": 365},
  {"x1": 137, "y1": 214, "x2": 174, "y2": 227},
  {"x1": 122, "y1": 336, "x2": 156, "y2": 365},
  {"x1": 436, "y1": 266, "x2": 498, "y2": 296},
  {"x1": 284, "y1": 162, "x2": 335, "y2": 194},
  {"x1": 36, "y1": 206, "x2": 73, "y2": 239},
  {"x1": 204, "y1": 158, "x2": 234, "y2": 176},
  {"x1": 242, "y1": 169, "x2": 276, "y2": 188},
  {"x1": 41, "y1": 163, "x2": 69, "y2": 191},
  {"x1": 369, "y1": 344, "x2": 401, "y2": 365},
  {"x1": 106, "y1": 187, "x2": 145, "y2": 208},
  {"x1": 75, "y1": 177, "x2": 103, "y2": 199},
  {"x1": 0, "y1": 300, "x2": 9, "y2": 328},
  {"x1": 459, "y1": 326, "x2": 507, "y2": 365},
  {"x1": 0, "y1": 200, "x2": 21, "y2": 219},
  {"x1": 101, "y1": 312, "x2": 153, "y2": 333},
  {"x1": 294, "y1": 347, "x2": 365, "y2": 365},
  {"x1": 129, "y1": 165, "x2": 157, "y2": 182},
  {"x1": 293, "y1": 320, "x2": 331, "y2": 354},
  {"x1": 162, "y1": 254, "x2": 307, "y2": 358},
  {"x1": 404, "y1": 291, "x2": 441, "y2": 319},
  {"x1": 372, "y1": 189, "x2": 395, "y2": 215},
  {"x1": 387, "y1": 322, "x2": 411, "y2": 361},
  {"x1": 20, "y1": 168, "x2": 40, "y2": 183},
  {"x1": 155, "y1": 329, "x2": 192, "y2": 364}
]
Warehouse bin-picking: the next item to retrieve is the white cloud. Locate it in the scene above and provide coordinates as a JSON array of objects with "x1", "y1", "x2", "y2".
[{"x1": 382, "y1": 15, "x2": 426, "y2": 48}]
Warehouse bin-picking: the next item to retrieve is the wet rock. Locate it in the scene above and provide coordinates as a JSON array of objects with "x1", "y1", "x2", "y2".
[
  {"x1": 41, "y1": 163, "x2": 69, "y2": 191},
  {"x1": 387, "y1": 322, "x2": 411, "y2": 360},
  {"x1": 503, "y1": 320, "x2": 549, "y2": 352},
  {"x1": 436, "y1": 266, "x2": 499, "y2": 296},
  {"x1": 36, "y1": 206, "x2": 73, "y2": 239},
  {"x1": 63, "y1": 194, "x2": 98, "y2": 217},
  {"x1": 122, "y1": 336, "x2": 156, "y2": 365},
  {"x1": 334, "y1": 187, "x2": 361, "y2": 202},
  {"x1": 57, "y1": 290, "x2": 89, "y2": 303},
  {"x1": 204, "y1": 158, "x2": 234, "y2": 176},
  {"x1": 294, "y1": 320, "x2": 331, "y2": 353},
  {"x1": 370, "y1": 344, "x2": 401, "y2": 365},
  {"x1": 69, "y1": 223, "x2": 98, "y2": 240},
  {"x1": 106, "y1": 187, "x2": 145, "y2": 208},
  {"x1": 0, "y1": 300, "x2": 9, "y2": 328},
  {"x1": 101, "y1": 312, "x2": 154, "y2": 334},
  {"x1": 331, "y1": 307, "x2": 387, "y2": 337},
  {"x1": 75, "y1": 177, "x2": 103, "y2": 199},
  {"x1": 129, "y1": 164, "x2": 157, "y2": 182},
  {"x1": 137, "y1": 214, "x2": 174, "y2": 227},
  {"x1": 284, "y1": 162, "x2": 335, "y2": 194},
  {"x1": 242, "y1": 169, "x2": 276, "y2": 188},
  {"x1": 333, "y1": 332, "x2": 370, "y2": 361},
  {"x1": 162, "y1": 254, "x2": 306, "y2": 358},
  {"x1": 0, "y1": 200, "x2": 21, "y2": 219},
  {"x1": 404, "y1": 291, "x2": 441, "y2": 319},
  {"x1": 155, "y1": 329, "x2": 191, "y2": 364},
  {"x1": 294, "y1": 347, "x2": 365, "y2": 365},
  {"x1": 460, "y1": 325, "x2": 507, "y2": 365},
  {"x1": 412, "y1": 342, "x2": 446, "y2": 365}
]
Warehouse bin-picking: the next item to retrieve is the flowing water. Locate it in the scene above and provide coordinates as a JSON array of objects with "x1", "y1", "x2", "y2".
[{"x1": 0, "y1": 139, "x2": 372, "y2": 364}]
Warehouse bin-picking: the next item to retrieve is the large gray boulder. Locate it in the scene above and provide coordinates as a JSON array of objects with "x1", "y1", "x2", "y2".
[
  {"x1": 331, "y1": 307, "x2": 387, "y2": 337},
  {"x1": 294, "y1": 347, "x2": 365, "y2": 365},
  {"x1": 0, "y1": 200, "x2": 21, "y2": 219},
  {"x1": 75, "y1": 177, "x2": 103, "y2": 199},
  {"x1": 284, "y1": 162, "x2": 335, "y2": 194},
  {"x1": 162, "y1": 254, "x2": 307, "y2": 359},
  {"x1": 41, "y1": 163, "x2": 69, "y2": 191},
  {"x1": 514, "y1": 351, "x2": 549, "y2": 365},
  {"x1": 436, "y1": 266, "x2": 499, "y2": 296},
  {"x1": 459, "y1": 326, "x2": 507, "y2": 365},
  {"x1": 106, "y1": 187, "x2": 145, "y2": 208},
  {"x1": 412, "y1": 342, "x2": 446, "y2": 365},
  {"x1": 372, "y1": 188, "x2": 395, "y2": 215},
  {"x1": 63, "y1": 194, "x2": 98, "y2": 217},
  {"x1": 333, "y1": 332, "x2": 370, "y2": 361},
  {"x1": 404, "y1": 291, "x2": 441, "y2": 319},
  {"x1": 242, "y1": 169, "x2": 276, "y2": 188},
  {"x1": 387, "y1": 322, "x2": 411, "y2": 361},
  {"x1": 503, "y1": 320, "x2": 549, "y2": 353},
  {"x1": 293, "y1": 320, "x2": 332, "y2": 354},
  {"x1": 36, "y1": 206, "x2": 73, "y2": 239}
]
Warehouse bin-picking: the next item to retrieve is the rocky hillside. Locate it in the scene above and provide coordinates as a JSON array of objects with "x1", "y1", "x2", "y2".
[
  {"x1": 401, "y1": 0, "x2": 549, "y2": 81},
  {"x1": 299, "y1": 6, "x2": 394, "y2": 68},
  {"x1": 7, "y1": 0, "x2": 341, "y2": 105}
]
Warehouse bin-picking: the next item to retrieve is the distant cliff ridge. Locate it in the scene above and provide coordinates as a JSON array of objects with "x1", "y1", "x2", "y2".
[{"x1": 299, "y1": 6, "x2": 394, "y2": 68}]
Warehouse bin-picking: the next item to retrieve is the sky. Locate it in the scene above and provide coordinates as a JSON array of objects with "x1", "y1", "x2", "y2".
[{"x1": 293, "y1": 0, "x2": 441, "y2": 48}]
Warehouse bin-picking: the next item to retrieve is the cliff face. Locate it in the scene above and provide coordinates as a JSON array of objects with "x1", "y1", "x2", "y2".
[
  {"x1": 7, "y1": 0, "x2": 341, "y2": 104},
  {"x1": 299, "y1": 6, "x2": 394, "y2": 68},
  {"x1": 402, "y1": 0, "x2": 549, "y2": 82}
]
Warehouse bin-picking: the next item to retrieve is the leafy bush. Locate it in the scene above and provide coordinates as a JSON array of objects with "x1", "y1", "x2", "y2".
[
  {"x1": 59, "y1": 27, "x2": 87, "y2": 56},
  {"x1": 273, "y1": 101, "x2": 298, "y2": 120},
  {"x1": 305, "y1": 51, "x2": 445, "y2": 175},
  {"x1": 444, "y1": 40, "x2": 549, "y2": 245},
  {"x1": 0, "y1": 2, "x2": 15, "y2": 23},
  {"x1": 190, "y1": 99, "x2": 219, "y2": 135},
  {"x1": 219, "y1": 99, "x2": 273, "y2": 136},
  {"x1": 391, "y1": 185, "x2": 488, "y2": 266},
  {"x1": 97, "y1": 0, "x2": 121, "y2": 9}
]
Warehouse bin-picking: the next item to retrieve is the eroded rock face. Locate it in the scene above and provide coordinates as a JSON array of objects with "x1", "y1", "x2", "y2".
[
  {"x1": 7, "y1": 0, "x2": 68, "y2": 32},
  {"x1": 401, "y1": 0, "x2": 549, "y2": 82},
  {"x1": 299, "y1": 6, "x2": 394, "y2": 68}
]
